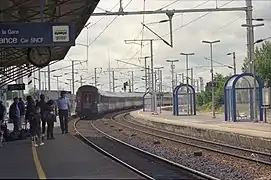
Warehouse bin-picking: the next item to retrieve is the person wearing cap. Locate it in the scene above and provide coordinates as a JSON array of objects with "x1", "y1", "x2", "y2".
[{"x1": 56, "y1": 91, "x2": 70, "y2": 134}]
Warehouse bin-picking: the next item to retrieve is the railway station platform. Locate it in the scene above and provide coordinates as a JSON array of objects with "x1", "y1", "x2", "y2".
[
  {"x1": 0, "y1": 124, "x2": 143, "y2": 179},
  {"x1": 130, "y1": 110, "x2": 271, "y2": 151}
]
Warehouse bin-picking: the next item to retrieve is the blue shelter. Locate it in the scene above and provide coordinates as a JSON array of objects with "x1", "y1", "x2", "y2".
[
  {"x1": 224, "y1": 73, "x2": 263, "y2": 121},
  {"x1": 173, "y1": 84, "x2": 196, "y2": 116}
]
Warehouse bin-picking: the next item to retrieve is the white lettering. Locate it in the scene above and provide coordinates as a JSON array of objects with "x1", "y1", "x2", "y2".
[
  {"x1": 30, "y1": 37, "x2": 43, "y2": 43},
  {"x1": 0, "y1": 37, "x2": 18, "y2": 44},
  {"x1": 20, "y1": 38, "x2": 29, "y2": 44},
  {"x1": 8, "y1": 29, "x2": 19, "y2": 35},
  {"x1": 1, "y1": 29, "x2": 7, "y2": 35}
]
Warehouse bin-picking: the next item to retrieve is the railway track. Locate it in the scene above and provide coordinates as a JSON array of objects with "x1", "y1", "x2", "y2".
[
  {"x1": 73, "y1": 111, "x2": 218, "y2": 180},
  {"x1": 110, "y1": 112, "x2": 271, "y2": 166}
]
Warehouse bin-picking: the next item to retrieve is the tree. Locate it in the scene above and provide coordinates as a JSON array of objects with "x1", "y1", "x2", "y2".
[
  {"x1": 196, "y1": 73, "x2": 228, "y2": 111},
  {"x1": 242, "y1": 41, "x2": 271, "y2": 84}
]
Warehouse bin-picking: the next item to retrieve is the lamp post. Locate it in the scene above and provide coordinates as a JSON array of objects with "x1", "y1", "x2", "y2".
[
  {"x1": 53, "y1": 75, "x2": 62, "y2": 91},
  {"x1": 180, "y1": 53, "x2": 195, "y2": 116},
  {"x1": 67, "y1": 78, "x2": 72, "y2": 91},
  {"x1": 166, "y1": 60, "x2": 179, "y2": 93},
  {"x1": 154, "y1": 66, "x2": 164, "y2": 113},
  {"x1": 227, "y1": 52, "x2": 236, "y2": 75},
  {"x1": 166, "y1": 60, "x2": 179, "y2": 109},
  {"x1": 202, "y1": 40, "x2": 220, "y2": 118},
  {"x1": 242, "y1": 23, "x2": 264, "y2": 122}
]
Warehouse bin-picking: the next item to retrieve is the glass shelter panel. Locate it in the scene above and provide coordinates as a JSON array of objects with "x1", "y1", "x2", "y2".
[
  {"x1": 143, "y1": 93, "x2": 152, "y2": 112},
  {"x1": 177, "y1": 86, "x2": 194, "y2": 116}
]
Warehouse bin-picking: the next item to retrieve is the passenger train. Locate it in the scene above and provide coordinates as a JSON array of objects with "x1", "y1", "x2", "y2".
[{"x1": 75, "y1": 85, "x2": 172, "y2": 118}]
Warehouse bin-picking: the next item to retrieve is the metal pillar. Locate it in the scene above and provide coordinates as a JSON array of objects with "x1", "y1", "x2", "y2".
[
  {"x1": 48, "y1": 65, "x2": 51, "y2": 90},
  {"x1": 180, "y1": 53, "x2": 195, "y2": 116},
  {"x1": 154, "y1": 71, "x2": 157, "y2": 92},
  {"x1": 71, "y1": 61, "x2": 75, "y2": 94},
  {"x1": 175, "y1": 73, "x2": 178, "y2": 86},
  {"x1": 159, "y1": 69, "x2": 163, "y2": 113},
  {"x1": 150, "y1": 40, "x2": 156, "y2": 113},
  {"x1": 112, "y1": 71, "x2": 115, "y2": 92},
  {"x1": 144, "y1": 57, "x2": 148, "y2": 91},
  {"x1": 80, "y1": 75, "x2": 83, "y2": 86},
  {"x1": 210, "y1": 44, "x2": 215, "y2": 118},
  {"x1": 131, "y1": 71, "x2": 134, "y2": 92},
  {"x1": 94, "y1": 68, "x2": 97, "y2": 87},
  {"x1": 148, "y1": 65, "x2": 151, "y2": 91},
  {"x1": 190, "y1": 68, "x2": 194, "y2": 87},
  {"x1": 202, "y1": 40, "x2": 220, "y2": 118},
  {"x1": 233, "y1": 52, "x2": 236, "y2": 75}
]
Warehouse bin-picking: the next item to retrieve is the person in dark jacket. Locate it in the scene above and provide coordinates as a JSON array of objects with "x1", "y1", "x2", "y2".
[
  {"x1": 25, "y1": 96, "x2": 36, "y2": 139},
  {"x1": 18, "y1": 97, "x2": 25, "y2": 130},
  {"x1": 0, "y1": 101, "x2": 6, "y2": 123},
  {"x1": 36, "y1": 94, "x2": 47, "y2": 140},
  {"x1": 9, "y1": 97, "x2": 20, "y2": 132},
  {"x1": 44, "y1": 100, "x2": 56, "y2": 140}
]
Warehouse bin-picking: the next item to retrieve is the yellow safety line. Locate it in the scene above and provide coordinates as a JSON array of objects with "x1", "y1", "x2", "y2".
[{"x1": 32, "y1": 142, "x2": 47, "y2": 179}]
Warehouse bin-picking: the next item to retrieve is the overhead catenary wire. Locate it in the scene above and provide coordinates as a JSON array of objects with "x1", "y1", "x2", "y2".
[
  {"x1": 88, "y1": 0, "x2": 134, "y2": 48},
  {"x1": 123, "y1": 0, "x2": 234, "y2": 64},
  {"x1": 89, "y1": 3, "x2": 120, "y2": 28}
]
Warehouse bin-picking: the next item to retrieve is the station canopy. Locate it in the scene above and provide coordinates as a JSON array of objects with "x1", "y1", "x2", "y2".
[{"x1": 0, "y1": 0, "x2": 99, "y2": 87}]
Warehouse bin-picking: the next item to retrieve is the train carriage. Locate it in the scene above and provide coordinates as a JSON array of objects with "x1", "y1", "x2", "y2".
[{"x1": 75, "y1": 85, "x2": 173, "y2": 118}]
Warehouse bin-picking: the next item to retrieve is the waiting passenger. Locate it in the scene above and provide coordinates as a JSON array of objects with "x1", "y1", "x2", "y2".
[
  {"x1": 18, "y1": 97, "x2": 25, "y2": 130},
  {"x1": 0, "y1": 101, "x2": 6, "y2": 124},
  {"x1": 9, "y1": 97, "x2": 20, "y2": 132},
  {"x1": 57, "y1": 91, "x2": 70, "y2": 134},
  {"x1": 32, "y1": 106, "x2": 44, "y2": 147},
  {"x1": 25, "y1": 96, "x2": 36, "y2": 140},
  {"x1": 45, "y1": 100, "x2": 56, "y2": 140},
  {"x1": 36, "y1": 94, "x2": 47, "y2": 140}
]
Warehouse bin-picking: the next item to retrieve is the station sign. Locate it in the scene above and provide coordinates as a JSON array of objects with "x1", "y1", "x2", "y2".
[
  {"x1": 7, "y1": 84, "x2": 25, "y2": 91},
  {"x1": 0, "y1": 22, "x2": 75, "y2": 48}
]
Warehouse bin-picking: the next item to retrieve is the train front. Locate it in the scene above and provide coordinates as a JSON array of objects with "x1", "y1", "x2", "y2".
[{"x1": 76, "y1": 85, "x2": 99, "y2": 118}]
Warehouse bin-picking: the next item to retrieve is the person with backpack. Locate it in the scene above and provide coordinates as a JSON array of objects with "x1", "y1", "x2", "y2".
[
  {"x1": 44, "y1": 100, "x2": 57, "y2": 140},
  {"x1": 32, "y1": 106, "x2": 44, "y2": 147},
  {"x1": 9, "y1": 97, "x2": 20, "y2": 132}
]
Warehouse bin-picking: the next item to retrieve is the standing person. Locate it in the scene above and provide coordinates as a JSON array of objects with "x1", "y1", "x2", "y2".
[
  {"x1": 18, "y1": 98, "x2": 25, "y2": 130},
  {"x1": 56, "y1": 91, "x2": 70, "y2": 134},
  {"x1": 36, "y1": 94, "x2": 47, "y2": 140},
  {"x1": 0, "y1": 101, "x2": 6, "y2": 124},
  {"x1": 45, "y1": 100, "x2": 56, "y2": 140},
  {"x1": 25, "y1": 96, "x2": 36, "y2": 141},
  {"x1": 9, "y1": 97, "x2": 20, "y2": 132},
  {"x1": 32, "y1": 106, "x2": 44, "y2": 147}
]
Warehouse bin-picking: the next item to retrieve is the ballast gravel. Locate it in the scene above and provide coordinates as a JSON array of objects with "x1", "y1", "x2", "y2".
[{"x1": 93, "y1": 119, "x2": 271, "y2": 180}]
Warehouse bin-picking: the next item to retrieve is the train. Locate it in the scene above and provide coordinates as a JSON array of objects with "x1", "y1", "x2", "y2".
[{"x1": 75, "y1": 85, "x2": 172, "y2": 118}]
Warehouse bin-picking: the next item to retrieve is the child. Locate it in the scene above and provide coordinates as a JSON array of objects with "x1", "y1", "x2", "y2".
[{"x1": 32, "y1": 106, "x2": 44, "y2": 147}]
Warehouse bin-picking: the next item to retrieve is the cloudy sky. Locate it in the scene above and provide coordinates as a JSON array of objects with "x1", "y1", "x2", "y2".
[{"x1": 32, "y1": 0, "x2": 271, "y2": 93}]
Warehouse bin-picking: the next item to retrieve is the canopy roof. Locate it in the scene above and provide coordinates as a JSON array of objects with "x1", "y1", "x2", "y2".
[{"x1": 0, "y1": 0, "x2": 99, "y2": 87}]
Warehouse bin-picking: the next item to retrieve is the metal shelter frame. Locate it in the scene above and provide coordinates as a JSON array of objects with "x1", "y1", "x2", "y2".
[
  {"x1": 0, "y1": 0, "x2": 99, "y2": 87},
  {"x1": 173, "y1": 84, "x2": 196, "y2": 116},
  {"x1": 224, "y1": 73, "x2": 263, "y2": 122},
  {"x1": 143, "y1": 91, "x2": 152, "y2": 112}
]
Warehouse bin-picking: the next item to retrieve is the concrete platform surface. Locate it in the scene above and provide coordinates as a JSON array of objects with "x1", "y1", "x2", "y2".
[
  {"x1": 130, "y1": 110, "x2": 271, "y2": 151},
  {"x1": 0, "y1": 127, "x2": 143, "y2": 179}
]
